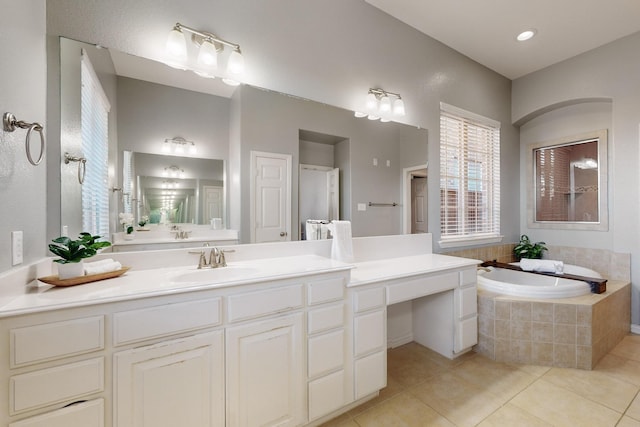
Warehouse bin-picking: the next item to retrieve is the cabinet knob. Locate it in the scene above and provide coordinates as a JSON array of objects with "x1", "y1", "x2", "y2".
[{"x1": 280, "y1": 231, "x2": 287, "y2": 237}]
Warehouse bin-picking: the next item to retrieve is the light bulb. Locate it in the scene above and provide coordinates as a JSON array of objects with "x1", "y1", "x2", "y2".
[
  {"x1": 162, "y1": 169, "x2": 168, "y2": 177},
  {"x1": 393, "y1": 98, "x2": 405, "y2": 116},
  {"x1": 365, "y1": 93, "x2": 378, "y2": 112},
  {"x1": 170, "y1": 169, "x2": 177, "y2": 178},
  {"x1": 189, "y1": 144, "x2": 197, "y2": 154},
  {"x1": 197, "y1": 39, "x2": 218, "y2": 68},
  {"x1": 380, "y1": 117, "x2": 391, "y2": 123},
  {"x1": 367, "y1": 114, "x2": 380, "y2": 121},
  {"x1": 162, "y1": 141, "x2": 171, "y2": 153},
  {"x1": 354, "y1": 111, "x2": 367, "y2": 118},
  {"x1": 165, "y1": 27, "x2": 187, "y2": 68},
  {"x1": 228, "y1": 49, "x2": 245, "y2": 74},
  {"x1": 379, "y1": 96, "x2": 391, "y2": 112},
  {"x1": 175, "y1": 144, "x2": 184, "y2": 154}
]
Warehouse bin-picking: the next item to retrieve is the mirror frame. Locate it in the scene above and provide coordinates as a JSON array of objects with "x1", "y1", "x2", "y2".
[{"x1": 527, "y1": 129, "x2": 608, "y2": 231}]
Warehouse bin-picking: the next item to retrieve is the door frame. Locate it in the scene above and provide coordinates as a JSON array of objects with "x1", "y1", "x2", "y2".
[
  {"x1": 250, "y1": 150, "x2": 292, "y2": 243},
  {"x1": 402, "y1": 163, "x2": 428, "y2": 234}
]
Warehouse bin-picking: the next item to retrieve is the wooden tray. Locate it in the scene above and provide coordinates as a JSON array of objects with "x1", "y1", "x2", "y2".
[{"x1": 38, "y1": 267, "x2": 130, "y2": 287}]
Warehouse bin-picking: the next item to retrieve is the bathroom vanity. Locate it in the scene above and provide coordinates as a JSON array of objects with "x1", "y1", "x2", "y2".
[{"x1": 0, "y1": 234, "x2": 478, "y2": 427}]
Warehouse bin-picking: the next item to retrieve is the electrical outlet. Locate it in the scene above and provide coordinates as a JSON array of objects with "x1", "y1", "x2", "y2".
[
  {"x1": 357, "y1": 203, "x2": 367, "y2": 211},
  {"x1": 11, "y1": 231, "x2": 23, "y2": 266}
]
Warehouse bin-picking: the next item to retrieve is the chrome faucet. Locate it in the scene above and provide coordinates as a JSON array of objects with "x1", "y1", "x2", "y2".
[{"x1": 190, "y1": 243, "x2": 233, "y2": 269}]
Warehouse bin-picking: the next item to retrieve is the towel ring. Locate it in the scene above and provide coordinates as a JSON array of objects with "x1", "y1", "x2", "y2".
[
  {"x1": 3, "y1": 112, "x2": 45, "y2": 166},
  {"x1": 64, "y1": 152, "x2": 87, "y2": 184}
]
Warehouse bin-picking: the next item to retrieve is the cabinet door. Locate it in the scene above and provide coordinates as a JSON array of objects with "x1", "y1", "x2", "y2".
[
  {"x1": 9, "y1": 399, "x2": 103, "y2": 427},
  {"x1": 114, "y1": 331, "x2": 224, "y2": 427},
  {"x1": 226, "y1": 313, "x2": 304, "y2": 427}
]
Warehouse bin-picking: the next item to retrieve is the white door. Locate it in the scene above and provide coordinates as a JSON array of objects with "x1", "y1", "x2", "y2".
[
  {"x1": 251, "y1": 151, "x2": 291, "y2": 243},
  {"x1": 114, "y1": 331, "x2": 225, "y2": 427},
  {"x1": 203, "y1": 185, "x2": 223, "y2": 225},
  {"x1": 411, "y1": 176, "x2": 427, "y2": 233},
  {"x1": 226, "y1": 313, "x2": 304, "y2": 427}
]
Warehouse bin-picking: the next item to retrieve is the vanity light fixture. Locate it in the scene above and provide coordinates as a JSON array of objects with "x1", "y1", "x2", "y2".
[
  {"x1": 355, "y1": 88, "x2": 406, "y2": 122},
  {"x1": 163, "y1": 165, "x2": 185, "y2": 179},
  {"x1": 165, "y1": 22, "x2": 244, "y2": 85},
  {"x1": 162, "y1": 137, "x2": 197, "y2": 155}
]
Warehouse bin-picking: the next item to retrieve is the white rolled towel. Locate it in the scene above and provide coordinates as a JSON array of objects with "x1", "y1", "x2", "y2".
[
  {"x1": 326, "y1": 220, "x2": 354, "y2": 263},
  {"x1": 84, "y1": 258, "x2": 122, "y2": 275},
  {"x1": 520, "y1": 258, "x2": 564, "y2": 274}
]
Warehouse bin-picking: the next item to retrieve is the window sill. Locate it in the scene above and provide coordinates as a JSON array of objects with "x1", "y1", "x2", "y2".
[{"x1": 438, "y1": 235, "x2": 504, "y2": 249}]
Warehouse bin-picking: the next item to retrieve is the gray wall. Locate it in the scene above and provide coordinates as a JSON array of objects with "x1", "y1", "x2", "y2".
[
  {"x1": 513, "y1": 31, "x2": 640, "y2": 323},
  {"x1": 46, "y1": 0, "x2": 520, "y2": 251},
  {"x1": 0, "y1": 1, "x2": 47, "y2": 272}
]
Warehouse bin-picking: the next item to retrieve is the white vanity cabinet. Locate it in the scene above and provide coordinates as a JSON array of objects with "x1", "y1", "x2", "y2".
[
  {"x1": 113, "y1": 331, "x2": 225, "y2": 427},
  {"x1": 306, "y1": 277, "x2": 349, "y2": 421},
  {"x1": 0, "y1": 311, "x2": 107, "y2": 427},
  {"x1": 351, "y1": 287, "x2": 387, "y2": 400}
]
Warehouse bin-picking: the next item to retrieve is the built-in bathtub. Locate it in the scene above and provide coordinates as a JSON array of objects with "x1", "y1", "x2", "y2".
[{"x1": 477, "y1": 264, "x2": 600, "y2": 298}]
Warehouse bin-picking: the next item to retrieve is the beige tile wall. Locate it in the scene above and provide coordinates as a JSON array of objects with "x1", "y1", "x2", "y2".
[
  {"x1": 447, "y1": 242, "x2": 631, "y2": 369},
  {"x1": 477, "y1": 282, "x2": 630, "y2": 370}
]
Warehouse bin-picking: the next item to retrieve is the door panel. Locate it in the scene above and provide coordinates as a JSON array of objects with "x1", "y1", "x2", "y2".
[{"x1": 252, "y1": 152, "x2": 291, "y2": 243}]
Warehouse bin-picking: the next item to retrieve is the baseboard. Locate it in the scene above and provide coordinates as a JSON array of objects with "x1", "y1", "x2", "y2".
[
  {"x1": 387, "y1": 333, "x2": 413, "y2": 349},
  {"x1": 630, "y1": 324, "x2": 640, "y2": 335}
]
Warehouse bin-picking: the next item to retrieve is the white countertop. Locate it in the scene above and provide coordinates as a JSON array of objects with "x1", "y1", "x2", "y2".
[
  {"x1": 350, "y1": 253, "x2": 480, "y2": 286},
  {"x1": 0, "y1": 255, "x2": 350, "y2": 318},
  {"x1": 0, "y1": 234, "x2": 480, "y2": 319}
]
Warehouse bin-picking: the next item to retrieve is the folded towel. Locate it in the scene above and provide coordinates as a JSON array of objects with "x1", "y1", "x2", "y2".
[
  {"x1": 326, "y1": 220, "x2": 354, "y2": 263},
  {"x1": 84, "y1": 259, "x2": 122, "y2": 275},
  {"x1": 520, "y1": 258, "x2": 564, "y2": 274}
]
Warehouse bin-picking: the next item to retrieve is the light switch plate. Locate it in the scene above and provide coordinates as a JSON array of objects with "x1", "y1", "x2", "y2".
[
  {"x1": 11, "y1": 231, "x2": 23, "y2": 265},
  {"x1": 357, "y1": 203, "x2": 367, "y2": 211}
]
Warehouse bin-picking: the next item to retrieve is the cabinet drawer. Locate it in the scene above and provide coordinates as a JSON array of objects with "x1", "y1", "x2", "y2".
[
  {"x1": 10, "y1": 316, "x2": 104, "y2": 368},
  {"x1": 455, "y1": 316, "x2": 478, "y2": 353},
  {"x1": 456, "y1": 286, "x2": 477, "y2": 319},
  {"x1": 354, "y1": 350, "x2": 386, "y2": 399},
  {"x1": 307, "y1": 277, "x2": 345, "y2": 305},
  {"x1": 353, "y1": 287, "x2": 385, "y2": 313},
  {"x1": 308, "y1": 370, "x2": 346, "y2": 421},
  {"x1": 308, "y1": 330, "x2": 344, "y2": 378},
  {"x1": 308, "y1": 304, "x2": 344, "y2": 335},
  {"x1": 386, "y1": 272, "x2": 458, "y2": 305},
  {"x1": 354, "y1": 310, "x2": 386, "y2": 357},
  {"x1": 10, "y1": 358, "x2": 104, "y2": 414},
  {"x1": 113, "y1": 298, "x2": 221, "y2": 346},
  {"x1": 227, "y1": 284, "x2": 303, "y2": 323},
  {"x1": 9, "y1": 399, "x2": 104, "y2": 427}
]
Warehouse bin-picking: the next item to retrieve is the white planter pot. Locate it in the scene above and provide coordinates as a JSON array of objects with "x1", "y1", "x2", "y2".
[
  {"x1": 124, "y1": 232, "x2": 135, "y2": 240},
  {"x1": 57, "y1": 261, "x2": 85, "y2": 280}
]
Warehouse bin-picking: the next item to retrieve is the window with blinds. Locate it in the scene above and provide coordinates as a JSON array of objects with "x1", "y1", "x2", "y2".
[
  {"x1": 439, "y1": 103, "x2": 500, "y2": 244},
  {"x1": 81, "y1": 51, "x2": 111, "y2": 238}
]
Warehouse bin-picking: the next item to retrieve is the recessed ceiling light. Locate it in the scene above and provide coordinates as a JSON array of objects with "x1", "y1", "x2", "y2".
[{"x1": 517, "y1": 29, "x2": 537, "y2": 42}]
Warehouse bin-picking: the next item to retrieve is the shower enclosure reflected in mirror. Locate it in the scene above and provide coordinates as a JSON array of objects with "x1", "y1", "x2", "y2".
[{"x1": 528, "y1": 129, "x2": 608, "y2": 230}]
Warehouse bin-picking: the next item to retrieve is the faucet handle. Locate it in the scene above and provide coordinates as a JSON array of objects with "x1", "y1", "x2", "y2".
[
  {"x1": 219, "y1": 251, "x2": 227, "y2": 267},
  {"x1": 198, "y1": 251, "x2": 207, "y2": 269}
]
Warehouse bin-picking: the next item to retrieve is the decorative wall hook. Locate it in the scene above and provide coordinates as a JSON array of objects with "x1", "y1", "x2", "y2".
[{"x1": 3, "y1": 112, "x2": 45, "y2": 166}]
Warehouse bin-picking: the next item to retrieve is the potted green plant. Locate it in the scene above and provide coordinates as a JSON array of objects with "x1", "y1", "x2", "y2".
[
  {"x1": 513, "y1": 234, "x2": 547, "y2": 260},
  {"x1": 49, "y1": 232, "x2": 111, "y2": 279}
]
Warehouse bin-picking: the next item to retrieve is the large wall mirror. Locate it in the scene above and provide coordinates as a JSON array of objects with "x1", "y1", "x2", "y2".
[
  {"x1": 58, "y1": 36, "x2": 428, "y2": 246},
  {"x1": 527, "y1": 129, "x2": 608, "y2": 230}
]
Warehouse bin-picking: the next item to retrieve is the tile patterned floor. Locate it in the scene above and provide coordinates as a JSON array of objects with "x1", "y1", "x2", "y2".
[{"x1": 321, "y1": 334, "x2": 640, "y2": 427}]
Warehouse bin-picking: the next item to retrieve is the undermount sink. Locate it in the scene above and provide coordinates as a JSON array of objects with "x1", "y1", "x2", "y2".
[{"x1": 170, "y1": 267, "x2": 260, "y2": 284}]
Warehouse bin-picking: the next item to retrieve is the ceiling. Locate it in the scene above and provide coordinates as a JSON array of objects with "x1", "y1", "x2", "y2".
[{"x1": 365, "y1": 0, "x2": 640, "y2": 79}]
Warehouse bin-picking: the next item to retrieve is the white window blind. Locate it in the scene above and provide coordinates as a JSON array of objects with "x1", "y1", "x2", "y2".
[
  {"x1": 81, "y1": 50, "x2": 111, "y2": 237},
  {"x1": 440, "y1": 103, "x2": 500, "y2": 243}
]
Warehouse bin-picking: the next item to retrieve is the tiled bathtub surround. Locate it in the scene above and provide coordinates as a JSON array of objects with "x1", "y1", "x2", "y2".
[
  {"x1": 447, "y1": 243, "x2": 631, "y2": 369},
  {"x1": 476, "y1": 282, "x2": 630, "y2": 369}
]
